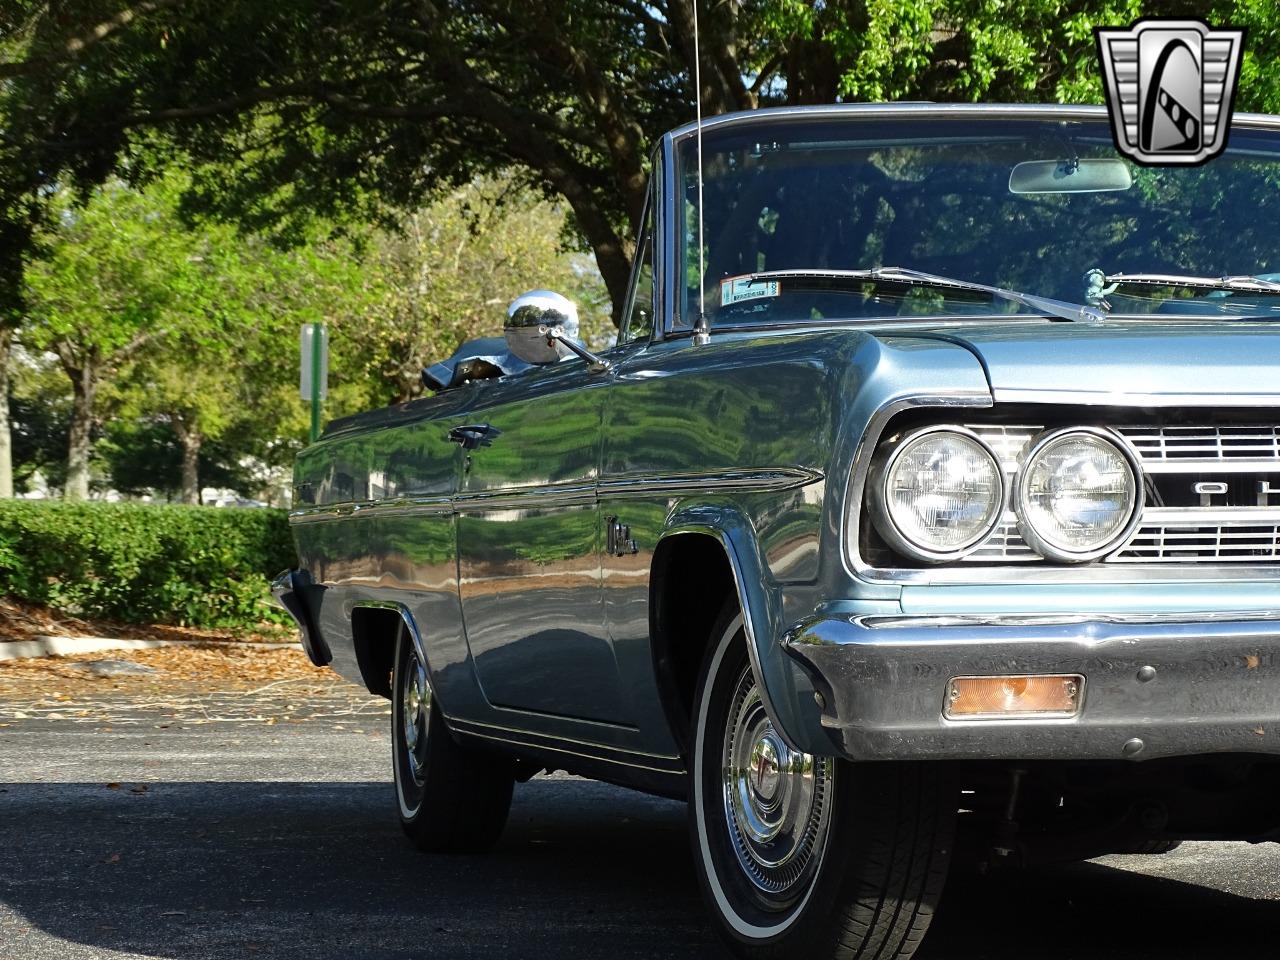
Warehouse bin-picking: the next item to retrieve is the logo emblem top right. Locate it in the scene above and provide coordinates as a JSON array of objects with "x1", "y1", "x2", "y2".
[{"x1": 1096, "y1": 19, "x2": 1246, "y2": 166}]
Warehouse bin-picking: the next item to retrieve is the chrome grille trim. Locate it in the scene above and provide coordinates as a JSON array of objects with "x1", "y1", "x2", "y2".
[
  {"x1": 966, "y1": 517, "x2": 1041, "y2": 562},
  {"x1": 965, "y1": 424, "x2": 1038, "y2": 468},
  {"x1": 1116, "y1": 425, "x2": 1280, "y2": 461},
  {"x1": 1111, "y1": 508, "x2": 1280, "y2": 563},
  {"x1": 1113, "y1": 525, "x2": 1280, "y2": 562}
]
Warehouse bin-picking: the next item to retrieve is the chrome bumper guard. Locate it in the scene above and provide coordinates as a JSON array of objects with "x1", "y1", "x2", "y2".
[
  {"x1": 782, "y1": 611, "x2": 1280, "y2": 763},
  {"x1": 270, "y1": 569, "x2": 331, "y2": 667}
]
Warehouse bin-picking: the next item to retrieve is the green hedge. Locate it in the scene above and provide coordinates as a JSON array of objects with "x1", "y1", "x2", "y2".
[{"x1": 0, "y1": 500, "x2": 297, "y2": 628}]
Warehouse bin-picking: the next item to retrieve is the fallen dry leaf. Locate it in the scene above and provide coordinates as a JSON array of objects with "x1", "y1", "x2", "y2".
[
  {"x1": 0, "y1": 597, "x2": 293, "y2": 645},
  {"x1": 1, "y1": 623, "x2": 387, "y2": 726}
]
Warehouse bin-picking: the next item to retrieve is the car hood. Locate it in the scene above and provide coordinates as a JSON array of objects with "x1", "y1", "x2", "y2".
[{"x1": 924, "y1": 320, "x2": 1280, "y2": 404}]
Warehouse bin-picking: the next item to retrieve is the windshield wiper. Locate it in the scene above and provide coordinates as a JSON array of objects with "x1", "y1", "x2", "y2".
[
  {"x1": 1099, "y1": 272, "x2": 1280, "y2": 295},
  {"x1": 746, "y1": 266, "x2": 1106, "y2": 324}
]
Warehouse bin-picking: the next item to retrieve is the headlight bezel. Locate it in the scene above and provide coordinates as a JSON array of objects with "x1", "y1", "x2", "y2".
[
  {"x1": 869, "y1": 424, "x2": 1007, "y2": 564},
  {"x1": 1013, "y1": 426, "x2": 1144, "y2": 563}
]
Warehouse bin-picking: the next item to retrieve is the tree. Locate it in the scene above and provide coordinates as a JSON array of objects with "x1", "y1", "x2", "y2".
[
  {"x1": 19, "y1": 168, "x2": 369, "y2": 501},
  {"x1": 110, "y1": 219, "x2": 380, "y2": 503},
  {"x1": 0, "y1": 6, "x2": 43, "y2": 498},
  {"x1": 0, "y1": 327, "x2": 14, "y2": 498},
  {"x1": 21, "y1": 181, "x2": 197, "y2": 499},
  {"x1": 10, "y1": 0, "x2": 1280, "y2": 334},
  {"x1": 7, "y1": 394, "x2": 71, "y2": 495},
  {"x1": 96, "y1": 418, "x2": 266, "y2": 502}
]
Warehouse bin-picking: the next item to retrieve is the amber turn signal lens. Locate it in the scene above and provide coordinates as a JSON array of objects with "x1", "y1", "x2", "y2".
[{"x1": 945, "y1": 674, "x2": 1083, "y2": 720}]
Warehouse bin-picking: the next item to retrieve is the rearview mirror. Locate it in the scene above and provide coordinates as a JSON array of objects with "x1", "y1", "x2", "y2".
[{"x1": 1009, "y1": 158, "x2": 1133, "y2": 195}]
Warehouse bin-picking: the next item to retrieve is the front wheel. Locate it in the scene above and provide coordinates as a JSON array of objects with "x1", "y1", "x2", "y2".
[
  {"x1": 690, "y1": 603, "x2": 957, "y2": 959},
  {"x1": 392, "y1": 624, "x2": 514, "y2": 853}
]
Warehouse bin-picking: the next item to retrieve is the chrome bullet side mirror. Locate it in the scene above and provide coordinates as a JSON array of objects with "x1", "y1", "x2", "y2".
[{"x1": 505, "y1": 290, "x2": 610, "y2": 373}]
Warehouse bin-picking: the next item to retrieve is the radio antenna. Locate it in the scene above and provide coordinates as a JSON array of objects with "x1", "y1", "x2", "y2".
[{"x1": 691, "y1": 0, "x2": 710, "y2": 346}]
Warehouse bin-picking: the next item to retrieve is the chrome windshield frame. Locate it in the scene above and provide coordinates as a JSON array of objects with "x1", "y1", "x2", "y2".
[{"x1": 660, "y1": 103, "x2": 1280, "y2": 337}]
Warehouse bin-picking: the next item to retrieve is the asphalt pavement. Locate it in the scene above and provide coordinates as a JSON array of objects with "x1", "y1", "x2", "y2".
[{"x1": 4, "y1": 704, "x2": 1280, "y2": 960}]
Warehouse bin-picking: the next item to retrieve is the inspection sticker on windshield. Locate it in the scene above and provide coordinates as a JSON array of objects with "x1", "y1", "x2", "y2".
[{"x1": 721, "y1": 275, "x2": 780, "y2": 306}]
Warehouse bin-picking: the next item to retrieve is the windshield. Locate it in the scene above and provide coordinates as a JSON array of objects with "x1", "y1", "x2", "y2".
[{"x1": 675, "y1": 117, "x2": 1280, "y2": 329}]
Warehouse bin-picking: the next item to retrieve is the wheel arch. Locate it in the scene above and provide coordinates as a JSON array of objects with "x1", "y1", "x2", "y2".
[
  {"x1": 652, "y1": 507, "x2": 821, "y2": 757},
  {"x1": 350, "y1": 602, "x2": 430, "y2": 701}
]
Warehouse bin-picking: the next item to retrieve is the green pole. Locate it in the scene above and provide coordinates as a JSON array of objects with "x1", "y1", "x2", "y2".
[{"x1": 309, "y1": 323, "x2": 323, "y2": 444}]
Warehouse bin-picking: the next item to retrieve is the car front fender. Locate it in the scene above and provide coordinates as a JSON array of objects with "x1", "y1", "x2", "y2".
[{"x1": 659, "y1": 505, "x2": 831, "y2": 754}]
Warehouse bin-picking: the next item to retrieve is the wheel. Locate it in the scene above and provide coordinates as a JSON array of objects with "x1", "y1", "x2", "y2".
[
  {"x1": 690, "y1": 601, "x2": 957, "y2": 959},
  {"x1": 392, "y1": 624, "x2": 514, "y2": 853}
]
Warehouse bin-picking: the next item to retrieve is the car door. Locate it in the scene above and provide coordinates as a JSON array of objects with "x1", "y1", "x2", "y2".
[
  {"x1": 454, "y1": 356, "x2": 629, "y2": 725},
  {"x1": 595, "y1": 180, "x2": 688, "y2": 755}
]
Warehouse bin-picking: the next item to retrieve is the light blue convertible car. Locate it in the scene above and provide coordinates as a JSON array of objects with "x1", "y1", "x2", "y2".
[{"x1": 277, "y1": 103, "x2": 1280, "y2": 959}]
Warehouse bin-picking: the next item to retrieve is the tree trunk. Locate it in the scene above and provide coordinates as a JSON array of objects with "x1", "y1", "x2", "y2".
[
  {"x1": 64, "y1": 362, "x2": 97, "y2": 501},
  {"x1": 173, "y1": 415, "x2": 202, "y2": 505},
  {"x1": 0, "y1": 332, "x2": 13, "y2": 498}
]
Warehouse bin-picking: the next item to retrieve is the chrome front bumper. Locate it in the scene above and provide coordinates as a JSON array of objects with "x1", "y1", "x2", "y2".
[{"x1": 782, "y1": 612, "x2": 1280, "y2": 763}]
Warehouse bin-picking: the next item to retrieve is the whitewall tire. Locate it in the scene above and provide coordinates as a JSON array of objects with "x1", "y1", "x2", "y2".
[
  {"x1": 689, "y1": 601, "x2": 957, "y2": 959},
  {"x1": 391, "y1": 624, "x2": 515, "y2": 853}
]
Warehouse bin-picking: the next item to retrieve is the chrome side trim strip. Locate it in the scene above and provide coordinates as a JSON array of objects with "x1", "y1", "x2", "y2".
[
  {"x1": 447, "y1": 718, "x2": 685, "y2": 774},
  {"x1": 454, "y1": 482, "x2": 596, "y2": 513},
  {"x1": 289, "y1": 468, "x2": 823, "y2": 523},
  {"x1": 450, "y1": 715, "x2": 666, "y2": 755},
  {"x1": 289, "y1": 496, "x2": 451, "y2": 524},
  {"x1": 599, "y1": 466, "x2": 822, "y2": 499}
]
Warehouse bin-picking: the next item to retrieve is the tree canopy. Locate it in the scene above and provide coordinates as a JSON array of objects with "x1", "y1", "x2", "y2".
[
  {"x1": 7, "y1": 1, "x2": 1280, "y2": 325},
  {"x1": 5, "y1": 0, "x2": 1280, "y2": 502}
]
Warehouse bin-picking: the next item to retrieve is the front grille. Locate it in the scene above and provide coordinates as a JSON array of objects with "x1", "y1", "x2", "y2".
[
  {"x1": 967, "y1": 516, "x2": 1041, "y2": 562},
  {"x1": 1111, "y1": 511, "x2": 1280, "y2": 563},
  {"x1": 959, "y1": 422, "x2": 1280, "y2": 566},
  {"x1": 1117, "y1": 425, "x2": 1280, "y2": 462}
]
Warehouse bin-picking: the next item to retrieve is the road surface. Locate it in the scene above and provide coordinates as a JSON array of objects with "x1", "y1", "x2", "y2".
[{"x1": 3, "y1": 698, "x2": 1280, "y2": 959}]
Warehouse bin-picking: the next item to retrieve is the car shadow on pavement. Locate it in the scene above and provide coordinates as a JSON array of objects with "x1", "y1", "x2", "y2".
[
  {"x1": 0, "y1": 777, "x2": 716, "y2": 960},
  {"x1": 922, "y1": 855, "x2": 1280, "y2": 960},
  {"x1": 1, "y1": 777, "x2": 1278, "y2": 960}
]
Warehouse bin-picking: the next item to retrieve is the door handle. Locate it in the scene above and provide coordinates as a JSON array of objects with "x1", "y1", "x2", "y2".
[{"x1": 447, "y1": 423, "x2": 500, "y2": 450}]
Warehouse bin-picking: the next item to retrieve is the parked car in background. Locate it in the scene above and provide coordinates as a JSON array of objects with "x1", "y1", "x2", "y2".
[
  {"x1": 276, "y1": 103, "x2": 1280, "y2": 959},
  {"x1": 209, "y1": 496, "x2": 268, "y2": 509}
]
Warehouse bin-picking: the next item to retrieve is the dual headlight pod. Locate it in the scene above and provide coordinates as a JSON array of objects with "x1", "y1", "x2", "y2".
[{"x1": 870, "y1": 425, "x2": 1142, "y2": 564}]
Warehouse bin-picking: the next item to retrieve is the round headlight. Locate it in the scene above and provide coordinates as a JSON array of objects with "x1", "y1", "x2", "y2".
[
  {"x1": 1015, "y1": 428, "x2": 1140, "y2": 561},
  {"x1": 873, "y1": 427, "x2": 1005, "y2": 562}
]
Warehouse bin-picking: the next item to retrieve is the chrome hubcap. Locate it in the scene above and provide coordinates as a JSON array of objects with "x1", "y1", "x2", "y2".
[
  {"x1": 722, "y1": 664, "x2": 833, "y2": 897},
  {"x1": 401, "y1": 652, "x2": 430, "y2": 785}
]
